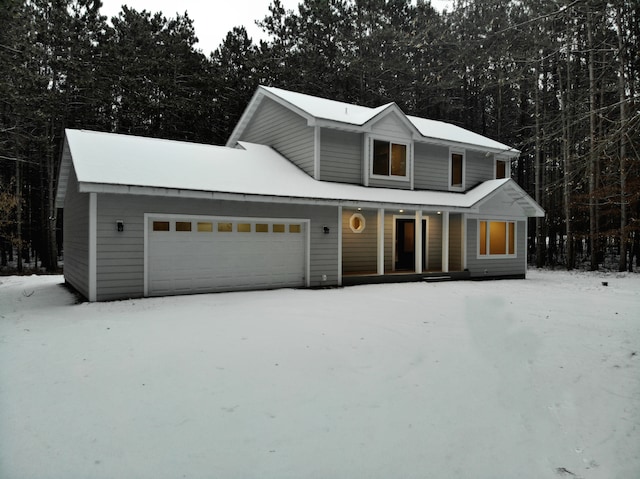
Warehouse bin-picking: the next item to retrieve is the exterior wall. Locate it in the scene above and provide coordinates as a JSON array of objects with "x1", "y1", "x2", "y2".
[
  {"x1": 320, "y1": 128, "x2": 362, "y2": 184},
  {"x1": 465, "y1": 150, "x2": 494, "y2": 189},
  {"x1": 342, "y1": 209, "x2": 378, "y2": 273},
  {"x1": 448, "y1": 214, "x2": 463, "y2": 271},
  {"x1": 466, "y1": 218, "x2": 526, "y2": 278},
  {"x1": 240, "y1": 98, "x2": 315, "y2": 176},
  {"x1": 95, "y1": 194, "x2": 339, "y2": 301},
  {"x1": 414, "y1": 143, "x2": 449, "y2": 191},
  {"x1": 425, "y1": 213, "x2": 442, "y2": 270},
  {"x1": 62, "y1": 168, "x2": 90, "y2": 299},
  {"x1": 371, "y1": 112, "x2": 411, "y2": 137}
]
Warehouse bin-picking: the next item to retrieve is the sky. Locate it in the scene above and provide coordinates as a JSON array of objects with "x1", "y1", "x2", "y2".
[{"x1": 99, "y1": 0, "x2": 454, "y2": 55}]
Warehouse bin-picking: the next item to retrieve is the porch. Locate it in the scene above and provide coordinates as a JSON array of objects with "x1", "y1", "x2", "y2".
[{"x1": 340, "y1": 207, "x2": 467, "y2": 283}]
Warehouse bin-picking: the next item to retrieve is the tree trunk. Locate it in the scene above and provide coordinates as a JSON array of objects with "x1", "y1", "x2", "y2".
[
  {"x1": 616, "y1": 4, "x2": 628, "y2": 272},
  {"x1": 587, "y1": 8, "x2": 598, "y2": 270}
]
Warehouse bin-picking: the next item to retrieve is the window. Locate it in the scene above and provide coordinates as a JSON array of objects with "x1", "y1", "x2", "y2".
[
  {"x1": 238, "y1": 223, "x2": 251, "y2": 233},
  {"x1": 372, "y1": 140, "x2": 407, "y2": 177},
  {"x1": 479, "y1": 220, "x2": 516, "y2": 257},
  {"x1": 256, "y1": 224, "x2": 269, "y2": 233},
  {"x1": 197, "y1": 222, "x2": 213, "y2": 232},
  {"x1": 349, "y1": 213, "x2": 366, "y2": 233},
  {"x1": 273, "y1": 224, "x2": 285, "y2": 233},
  {"x1": 289, "y1": 224, "x2": 301, "y2": 233},
  {"x1": 450, "y1": 151, "x2": 464, "y2": 189},
  {"x1": 496, "y1": 160, "x2": 507, "y2": 179},
  {"x1": 153, "y1": 221, "x2": 170, "y2": 232},
  {"x1": 217, "y1": 222, "x2": 232, "y2": 232},
  {"x1": 176, "y1": 221, "x2": 192, "y2": 232}
]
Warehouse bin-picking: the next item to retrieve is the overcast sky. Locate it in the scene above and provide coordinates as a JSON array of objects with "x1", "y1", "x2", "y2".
[{"x1": 99, "y1": 0, "x2": 454, "y2": 55}]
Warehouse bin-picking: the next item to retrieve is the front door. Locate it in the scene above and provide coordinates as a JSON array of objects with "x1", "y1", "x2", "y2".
[{"x1": 395, "y1": 219, "x2": 427, "y2": 271}]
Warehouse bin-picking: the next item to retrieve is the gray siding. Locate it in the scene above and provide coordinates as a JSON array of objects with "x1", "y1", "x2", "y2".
[
  {"x1": 342, "y1": 209, "x2": 378, "y2": 273},
  {"x1": 371, "y1": 113, "x2": 411, "y2": 137},
  {"x1": 426, "y1": 213, "x2": 442, "y2": 270},
  {"x1": 240, "y1": 98, "x2": 315, "y2": 176},
  {"x1": 414, "y1": 143, "x2": 449, "y2": 191},
  {"x1": 449, "y1": 214, "x2": 463, "y2": 271},
  {"x1": 95, "y1": 194, "x2": 339, "y2": 301},
  {"x1": 369, "y1": 177, "x2": 412, "y2": 189},
  {"x1": 320, "y1": 128, "x2": 362, "y2": 184},
  {"x1": 62, "y1": 168, "x2": 90, "y2": 299},
  {"x1": 465, "y1": 150, "x2": 494, "y2": 189},
  {"x1": 466, "y1": 219, "x2": 526, "y2": 278}
]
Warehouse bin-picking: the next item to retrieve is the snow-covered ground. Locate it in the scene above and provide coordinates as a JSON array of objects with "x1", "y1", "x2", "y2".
[{"x1": 0, "y1": 270, "x2": 638, "y2": 479}]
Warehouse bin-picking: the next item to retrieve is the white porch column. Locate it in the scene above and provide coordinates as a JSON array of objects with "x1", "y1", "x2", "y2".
[
  {"x1": 442, "y1": 211, "x2": 449, "y2": 273},
  {"x1": 415, "y1": 210, "x2": 423, "y2": 274},
  {"x1": 377, "y1": 208, "x2": 385, "y2": 275},
  {"x1": 337, "y1": 206, "x2": 343, "y2": 286}
]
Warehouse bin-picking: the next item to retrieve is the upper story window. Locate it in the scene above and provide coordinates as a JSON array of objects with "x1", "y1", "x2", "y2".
[
  {"x1": 495, "y1": 159, "x2": 508, "y2": 179},
  {"x1": 449, "y1": 150, "x2": 465, "y2": 190},
  {"x1": 372, "y1": 140, "x2": 407, "y2": 177}
]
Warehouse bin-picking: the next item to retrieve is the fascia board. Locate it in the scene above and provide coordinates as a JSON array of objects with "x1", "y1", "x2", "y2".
[
  {"x1": 76, "y1": 182, "x2": 476, "y2": 213},
  {"x1": 416, "y1": 136, "x2": 521, "y2": 157}
]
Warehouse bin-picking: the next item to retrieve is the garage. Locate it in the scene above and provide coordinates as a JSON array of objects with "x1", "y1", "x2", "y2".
[{"x1": 145, "y1": 215, "x2": 309, "y2": 296}]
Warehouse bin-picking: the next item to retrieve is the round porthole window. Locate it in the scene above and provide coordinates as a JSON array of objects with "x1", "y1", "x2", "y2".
[{"x1": 349, "y1": 213, "x2": 366, "y2": 233}]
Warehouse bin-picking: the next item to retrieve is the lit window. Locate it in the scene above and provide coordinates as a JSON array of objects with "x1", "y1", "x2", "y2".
[
  {"x1": 289, "y1": 224, "x2": 301, "y2": 233},
  {"x1": 273, "y1": 224, "x2": 285, "y2": 233},
  {"x1": 479, "y1": 220, "x2": 516, "y2": 257},
  {"x1": 238, "y1": 223, "x2": 251, "y2": 232},
  {"x1": 450, "y1": 152, "x2": 464, "y2": 188},
  {"x1": 197, "y1": 222, "x2": 213, "y2": 232},
  {"x1": 372, "y1": 140, "x2": 407, "y2": 177},
  {"x1": 496, "y1": 160, "x2": 507, "y2": 179},
  {"x1": 217, "y1": 222, "x2": 233, "y2": 232},
  {"x1": 176, "y1": 221, "x2": 191, "y2": 232},
  {"x1": 256, "y1": 224, "x2": 269, "y2": 233},
  {"x1": 349, "y1": 213, "x2": 366, "y2": 233}
]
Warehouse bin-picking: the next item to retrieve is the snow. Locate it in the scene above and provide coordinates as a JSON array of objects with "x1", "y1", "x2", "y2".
[
  {"x1": 1, "y1": 271, "x2": 639, "y2": 479},
  {"x1": 63, "y1": 129, "x2": 517, "y2": 211},
  {"x1": 262, "y1": 86, "x2": 517, "y2": 153}
]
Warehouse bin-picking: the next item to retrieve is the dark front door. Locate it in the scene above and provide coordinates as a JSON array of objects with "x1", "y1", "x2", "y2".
[{"x1": 395, "y1": 219, "x2": 427, "y2": 271}]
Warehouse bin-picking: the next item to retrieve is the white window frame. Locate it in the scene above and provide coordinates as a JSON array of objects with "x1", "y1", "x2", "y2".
[
  {"x1": 448, "y1": 148, "x2": 465, "y2": 191},
  {"x1": 369, "y1": 136, "x2": 411, "y2": 181},
  {"x1": 494, "y1": 157, "x2": 510, "y2": 179},
  {"x1": 477, "y1": 219, "x2": 517, "y2": 259}
]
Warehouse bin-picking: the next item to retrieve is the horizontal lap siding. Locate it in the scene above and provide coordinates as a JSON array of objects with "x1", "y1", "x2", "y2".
[
  {"x1": 342, "y1": 209, "x2": 377, "y2": 273},
  {"x1": 320, "y1": 129, "x2": 362, "y2": 184},
  {"x1": 241, "y1": 98, "x2": 315, "y2": 176},
  {"x1": 465, "y1": 150, "x2": 494, "y2": 189},
  {"x1": 414, "y1": 143, "x2": 448, "y2": 191},
  {"x1": 426, "y1": 213, "x2": 442, "y2": 270},
  {"x1": 96, "y1": 194, "x2": 339, "y2": 301},
  {"x1": 62, "y1": 168, "x2": 90, "y2": 299},
  {"x1": 449, "y1": 214, "x2": 463, "y2": 271},
  {"x1": 466, "y1": 219, "x2": 526, "y2": 277}
]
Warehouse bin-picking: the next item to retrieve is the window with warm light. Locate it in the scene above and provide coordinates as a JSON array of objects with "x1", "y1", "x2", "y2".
[
  {"x1": 372, "y1": 140, "x2": 407, "y2": 177},
  {"x1": 496, "y1": 160, "x2": 507, "y2": 179},
  {"x1": 450, "y1": 151, "x2": 464, "y2": 189},
  {"x1": 479, "y1": 220, "x2": 516, "y2": 257}
]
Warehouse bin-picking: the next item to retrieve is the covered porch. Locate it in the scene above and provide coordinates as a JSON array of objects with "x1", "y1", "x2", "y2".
[{"x1": 340, "y1": 207, "x2": 468, "y2": 284}]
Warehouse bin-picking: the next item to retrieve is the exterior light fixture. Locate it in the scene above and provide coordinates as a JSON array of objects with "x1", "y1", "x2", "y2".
[
  {"x1": 116, "y1": 220, "x2": 124, "y2": 232},
  {"x1": 323, "y1": 226, "x2": 330, "y2": 234},
  {"x1": 399, "y1": 209, "x2": 404, "y2": 213}
]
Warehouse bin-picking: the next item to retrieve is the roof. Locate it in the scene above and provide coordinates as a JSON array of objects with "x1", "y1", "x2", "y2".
[
  {"x1": 227, "y1": 85, "x2": 520, "y2": 156},
  {"x1": 56, "y1": 129, "x2": 543, "y2": 217}
]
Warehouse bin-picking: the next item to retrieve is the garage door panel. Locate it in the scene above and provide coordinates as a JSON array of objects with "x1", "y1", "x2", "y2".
[{"x1": 147, "y1": 217, "x2": 306, "y2": 296}]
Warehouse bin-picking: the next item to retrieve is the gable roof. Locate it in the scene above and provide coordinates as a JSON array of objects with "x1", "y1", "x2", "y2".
[
  {"x1": 57, "y1": 129, "x2": 542, "y2": 217},
  {"x1": 227, "y1": 85, "x2": 520, "y2": 156}
]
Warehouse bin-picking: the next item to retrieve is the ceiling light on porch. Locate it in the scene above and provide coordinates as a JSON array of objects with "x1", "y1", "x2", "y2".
[
  {"x1": 399, "y1": 209, "x2": 404, "y2": 213},
  {"x1": 437, "y1": 211, "x2": 442, "y2": 215},
  {"x1": 357, "y1": 207, "x2": 362, "y2": 211}
]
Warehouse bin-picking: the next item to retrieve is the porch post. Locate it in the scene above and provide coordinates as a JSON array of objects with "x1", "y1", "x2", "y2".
[
  {"x1": 415, "y1": 210, "x2": 423, "y2": 274},
  {"x1": 377, "y1": 208, "x2": 384, "y2": 275},
  {"x1": 337, "y1": 206, "x2": 343, "y2": 286},
  {"x1": 442, "y1": 211, "x2": 449, "y2": 273}
]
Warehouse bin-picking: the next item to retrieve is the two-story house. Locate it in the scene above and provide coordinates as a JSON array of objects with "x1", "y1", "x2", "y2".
[{"x1": 55, "y1": 85, "x2": 544, "y2": 301}]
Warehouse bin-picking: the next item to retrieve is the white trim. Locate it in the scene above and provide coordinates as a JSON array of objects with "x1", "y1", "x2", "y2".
[
  {"x1": 476, "y1": 219, "x2": 518, "y2": 259},
  {"x1": 391, "y1": 214, "x2": 428, "y2": 273},
  {"x1": 377, "y1": 209, "x2": 385, "y2": 275},
  {"x1": 88, "y1": 193, "x2": 97, "y2": 302},
  {"x1": 442, "y1": 211, "x2": 449, "y2": 273},
  {"x1": 338, "y1": 206, "x2": 343, "y2": 286},
  {"x1": 462, "y1": 213, "x2": 468, "y2": 270},
  {"x1": 415, "y1": 210, "x2": 423, "y2": 274},
  {"x1": 368, "y1": 135, "x2": 411, "y2": 181},
  {"x1": 143, "y1": 213, "x2": 311, "y2": 296},
  {"x1": 448, "y1": 148, "x2": 466, "y2": 192}
]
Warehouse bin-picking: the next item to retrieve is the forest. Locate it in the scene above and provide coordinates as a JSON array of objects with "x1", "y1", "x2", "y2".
[{"x1": 1, "y1": 0, "x2": 638, "y2": 273}]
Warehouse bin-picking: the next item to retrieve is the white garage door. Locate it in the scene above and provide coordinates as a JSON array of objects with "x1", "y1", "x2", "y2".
[{"x1": 146, "y1": 215, "x2": 307, "y2": 296}]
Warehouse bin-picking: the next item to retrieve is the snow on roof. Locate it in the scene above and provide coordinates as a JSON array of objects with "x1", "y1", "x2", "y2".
[
  {"x1": 261, "y1": 86, "x2": 518, "y2": 154},
  {"x1": 63, "y1": 129, "x2": 514, "y2": 211}
]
